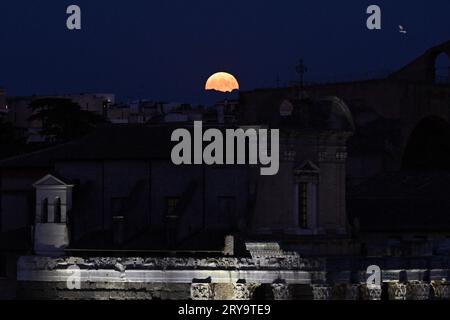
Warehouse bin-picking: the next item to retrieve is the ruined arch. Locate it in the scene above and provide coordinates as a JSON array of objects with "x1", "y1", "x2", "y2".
[
  {"x1": 434, "y1": 52, "x2": 450, "y2": 84},
  {"x1": 402, "y1": 116, "x2": 450, "y2": 170},
  {"x1": 389, "y1": 41, "x2": 450, "y2": 83}
]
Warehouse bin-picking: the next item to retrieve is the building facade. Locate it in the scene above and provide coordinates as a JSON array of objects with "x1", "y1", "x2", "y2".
[
  {"x1": 1, "y1": 43, "x2": 450, "y2": 300},
  {"x1": 0, "y1": 95, "x2": 363, "y2": 299}
]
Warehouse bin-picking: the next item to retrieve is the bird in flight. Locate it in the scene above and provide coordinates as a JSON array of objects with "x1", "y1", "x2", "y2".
[{"x1": 399, "y1": 25, "x2": 407, "y2": 34}]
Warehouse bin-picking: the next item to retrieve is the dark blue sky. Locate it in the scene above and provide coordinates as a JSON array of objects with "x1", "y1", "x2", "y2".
[{"x1": 0, "y1": 0, "x2": 449, "y2": 104}]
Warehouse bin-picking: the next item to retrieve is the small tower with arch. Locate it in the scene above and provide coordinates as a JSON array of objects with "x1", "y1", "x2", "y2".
[{"x1": 33, "y1": 174, "x2": 74, "y2": 255}]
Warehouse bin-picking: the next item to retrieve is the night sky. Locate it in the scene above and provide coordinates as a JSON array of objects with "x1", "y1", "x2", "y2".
[{"x1": 0, "y1": 0, "x2": 449, "y2": 104}]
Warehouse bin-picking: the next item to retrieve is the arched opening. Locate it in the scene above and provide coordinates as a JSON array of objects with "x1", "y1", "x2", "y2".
[
  {"x1": 41, "y1": 198, "x2": 49, "y2": 223},
  {"x1": 435, "y1": 52, "x2": 450, "y2": 84},
  {"x1": 402, "y1": 116, "x2": 450, "y2": 170},
  {"x1": 54, "y1": 197, "x2": 62, "y2": 223}
]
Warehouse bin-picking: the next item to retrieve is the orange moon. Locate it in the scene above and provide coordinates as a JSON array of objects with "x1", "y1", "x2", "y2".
[{"x1": 205, "y1": 72, "x2": 240, "y2": 93}]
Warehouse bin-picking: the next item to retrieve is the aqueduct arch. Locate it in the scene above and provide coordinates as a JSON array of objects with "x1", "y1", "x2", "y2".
[
  {"x1": 435, "y1": 52, "x2": 450, "y2": 84},
  {"x1": 390, "y1": 41, "x2": 450, "y2": 84}
]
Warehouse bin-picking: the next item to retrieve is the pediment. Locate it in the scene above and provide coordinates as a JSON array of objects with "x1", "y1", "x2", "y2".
[
  {"x1": 33, "y1": 174, "x2": 73, "y2": 188},
  {"x1": 294, "y1": 160, "x2": 320, "y2": 173}
]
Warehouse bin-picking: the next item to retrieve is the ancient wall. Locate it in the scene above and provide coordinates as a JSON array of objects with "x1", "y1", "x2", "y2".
[
  {"x1": 18, "y1": 281, "x2": 190, "y2": 300},
  {"x1": 15, "y1": 254, "x2": 450, "y2": 300}
]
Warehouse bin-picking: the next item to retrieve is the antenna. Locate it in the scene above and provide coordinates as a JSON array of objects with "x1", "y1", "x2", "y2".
[
  {"x1": 296, "y1": 59, "x2": 308, "y2": 99},
  {"x1": 296, "y1": 59, "x2": 308, "y2": 89}
]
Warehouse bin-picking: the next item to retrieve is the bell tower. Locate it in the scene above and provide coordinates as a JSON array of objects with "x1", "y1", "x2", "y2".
[{"x1": 33, "y1": 174, "x2": 74, "y2": 256}]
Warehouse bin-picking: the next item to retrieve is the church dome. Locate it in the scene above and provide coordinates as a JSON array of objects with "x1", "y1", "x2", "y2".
[
  {"x1": 312, "y1": 96, "x2": 355, "y2": 132},
  {"x1": 281, "y1": 96, "x2": 355, "y2": 132}
]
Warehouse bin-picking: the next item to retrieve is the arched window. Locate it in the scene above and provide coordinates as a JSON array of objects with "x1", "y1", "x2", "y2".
[
  {"x1": 435, "y1": 52, "x2": 450, "y2": 84},
  {"x1": 54, "y1": 197, "x2": 62, "y2": 223},
  {"x1": 41, "y1": 198, "x2": 49, "y2": 223}
]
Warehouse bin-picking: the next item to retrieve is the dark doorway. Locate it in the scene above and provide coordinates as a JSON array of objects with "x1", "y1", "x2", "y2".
[{"x1": 402, "y1": 116, "x2": 450, "y2": 170}]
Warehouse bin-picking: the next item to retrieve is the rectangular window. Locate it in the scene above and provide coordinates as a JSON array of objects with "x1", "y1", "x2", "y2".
[
  {"x1": 0, "y1": 254, "x2": 6, "y2": 278},
  {"x1": 166, "y1": 197, "x2": 180, "y2": 219},
  {"x1": 298, "y1": 183, "x2": 308, "y2": 229},
  {"x1": 165, "y1": 197, "x2": 180, "y2": 247},
  {"x1": 218, "y1": 196, "x2": 236, "y2": 226},
  {"x1": 111, "y1": 197, "x2": 126, "y2": 216}
]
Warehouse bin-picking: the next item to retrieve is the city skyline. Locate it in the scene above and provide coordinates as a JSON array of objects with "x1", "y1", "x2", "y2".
[
  {"x1": 1, "y1": 1, "x2": 450, "y2": 104},
  {"x1": 1, "y1": 1, "x2": 450, "y2": 304}
]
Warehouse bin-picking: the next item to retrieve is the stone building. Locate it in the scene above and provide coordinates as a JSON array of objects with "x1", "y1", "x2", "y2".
[
  {"x1": 242, "y1": 41, "x2": 450, "y2": 185},
  {"x1": 1, "y1": 42, "x2": 450, "y2": 300},
  {"x1": 0, "y1": 94, "x2": 359, "y2": 299},
  {"x1": 0, "y1": 88, "x2": 6, "y2": 113}
]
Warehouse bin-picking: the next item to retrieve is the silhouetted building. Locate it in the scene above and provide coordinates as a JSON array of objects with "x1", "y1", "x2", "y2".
[
  {"x1": 243, "y1": 41, "x2": 450, "y2": 185},
  {"x1": 0, "y1": 88, "x2": 6, "y2": 113},
  {"x1": 1, "y1": 43, "x2": 450, "y2": 300},
  {"x1": 5, "y1": 93, "x2": 114, "y2": 142},
  {"x1": 0, "y1": 95, "x2": 357, "y2": 299}
]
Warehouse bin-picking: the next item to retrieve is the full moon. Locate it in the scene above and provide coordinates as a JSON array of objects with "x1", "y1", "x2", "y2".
[{"x1": 205, "y1": 72, "x2": 240, "y2": 93}]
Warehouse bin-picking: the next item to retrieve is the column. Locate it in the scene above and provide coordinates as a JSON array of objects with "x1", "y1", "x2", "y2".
[
  {"x1": 345, "y1": 284, "x2": 360, "y2": 300},
  {"x1": 407, "y1": 281, "x2": 430, "y2": 300},
  {"x1": 223, "y1": 235, "x2": 234, "y2": 256},
  {"x1": 191, "y1": 283, "x2": 213, "y2": 300},
  {"x1": 360, "y1": 284, "x2": 382, "y2": 300},
  {"x1": 331, "y1": 284, "x2": 359, "y2": 300},
  {"x1": 271, "y1": 282, "x2": 291, "y2": 300},
  {"x1": 232, "y1": 283, "x2": 260, "y2": 300},
  {"x1": 387, "y1": 282, "x2": 407, "y2": 300},
  {"x1": 311, "y1": 284, "x2": 334, "y2": 300},
  {"x1": 431, "y1": 281, "x2": 450, "y2": 300}
]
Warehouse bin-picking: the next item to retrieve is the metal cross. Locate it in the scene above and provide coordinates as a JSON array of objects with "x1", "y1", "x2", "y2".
[{"x1": 296, "y1": 59, "x2": 308, "y2": 88}]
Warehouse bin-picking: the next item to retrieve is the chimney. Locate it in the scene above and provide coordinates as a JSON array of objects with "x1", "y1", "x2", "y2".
[
  {"x1": 113, "y1": 216, "x2": 125, "y2": 246},
  {"x1": 223, "y1": 235, "x2": 234, "y2": 256}
]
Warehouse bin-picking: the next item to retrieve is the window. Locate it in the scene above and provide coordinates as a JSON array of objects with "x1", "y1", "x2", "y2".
[
  {"x1": 218, "y1": 196, "x2": 236, "y2": 226},
  {"x1": 41, "y1": 198, "x2": 49, "y2": 223},
  {"x1": 166, "y1": 197, "x2": 180, "y2": 219},
  {"x1": 111, "y1": 197, "x2": 125, "y2": 217},
  {"x1": 112, "y1": 215, "x2": 125, "y2": 246},
  {"x1": 165, "y1": 197, "x2": 181, "y2": 247},
  {"x1": 0, "y1": 254, "x2": 6, "y2": 278},
  {"x1": 298, "y1": 183, "x2": 308, "y2": 229},
  {"x1": 54, "y1": 197, "x2": 62, "y2": 223},
  {"x1": 294, "y1": 161, "x2": 319, "y2": 232}
]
